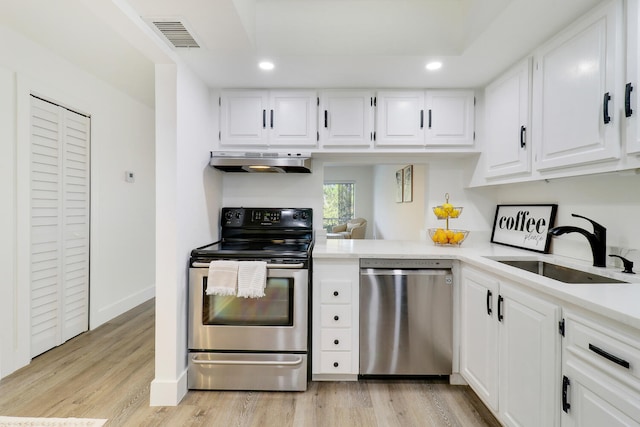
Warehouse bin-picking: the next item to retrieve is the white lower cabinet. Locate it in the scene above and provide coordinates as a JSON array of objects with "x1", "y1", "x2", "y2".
[
  {"x1": 460, "y1": 267, "x2": 500, "y2": 409},
  {"x1": 312, "y1": 258, "x2": 359, "y2": 380},
  {"x1": 561, "y1": 311, "x2": 640, "y2": 426},
  {"x1": 460, "y1": 266, "x2": 561, "y2": 427}
]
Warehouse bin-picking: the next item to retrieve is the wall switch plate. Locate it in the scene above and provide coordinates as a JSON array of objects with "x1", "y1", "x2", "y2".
[{"x1": 125, "y1": 171, "x2": 135, "y2": 183}]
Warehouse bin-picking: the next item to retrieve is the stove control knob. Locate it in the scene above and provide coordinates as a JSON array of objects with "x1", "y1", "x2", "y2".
[
  {"x1": 301, "y1": 211, "x2": 308, "y2": 220},
  {"x1": 224, "y1": 211, "x2": 234, "y2": 220}
]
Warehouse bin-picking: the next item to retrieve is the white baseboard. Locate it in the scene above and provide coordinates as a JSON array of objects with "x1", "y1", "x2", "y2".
[
  {"x1": 449, "y1": 373, "x2": 468, "y2": 385},
  {"x1": 150, "y1": 368, "x2": 188, "y2": 406},
  {"x1": 90, "y1": 284, "x2": 155, "y2": 329}
]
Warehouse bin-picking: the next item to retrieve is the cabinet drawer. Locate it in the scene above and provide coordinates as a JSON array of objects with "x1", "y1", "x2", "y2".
[
  {"x1": 319, "y1": 351, "x2": 353, "y2": 374},
  {"x1": 319, "y1": 280, "x2": 351, "y2": 304},
  {"x1": 320, "y1": 305, "x2": 352, "y2": 328},
  {"x1": 566, "y1": 314, "x2": 640, "y2": 387},
  {"x1": 320, "y1": 328, "x2": 352, "y2": 351}
]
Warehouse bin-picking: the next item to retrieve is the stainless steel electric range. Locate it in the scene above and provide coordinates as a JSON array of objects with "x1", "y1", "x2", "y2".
[{"x1": 188, "y1": 207, "x2": 313, "y2": 391}]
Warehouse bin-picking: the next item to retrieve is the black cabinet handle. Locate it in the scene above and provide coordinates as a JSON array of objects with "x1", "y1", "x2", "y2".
[
  {"x1": 333, "y1": 362, "x2": 339, "y2": 368},
  {"x1": 486, "y1": 290, "x2": 492, "y2": 315},
  {"x1": 603, "y1": 92, "x2": 611, "y2": 124},
  {"x1": 333, "y1": 315, "x2": 339, "y2": 321},
  {"x1": 334, "y1": 339, "x2": 339, "y2": 345},
  {"x1": 270, "y1": 109, "x2": 274, "y2": 128},
  {"x1": 562, "y1": 376, "x2": 571, "y2": 413},
  {"x1": 333, "y1": 291, "x2": 339, "y2": 297},
  {"x1": 324, "y1": 110, "x2": 328, "y2": 128},
  {"x1": 420, "y1": 110, "x2": 424, "y2": 129},
  {"x1": 626, "y1": 83, "x2": 634, "y2": 118},
  {"x1": 589, "y1": 343, "x2": 630, "y2": 369},
  {"x1": 262, "y1": 110, "x2": 266, "y2": 128},
  {"x1": 497, "y1": 295, "x2": 504, "y2": 321},
  {"x1": 428, "y1": 109, "x2": 432, "y2": 129},
  {"x1": 520, "y1": 125, "x2": 526, "y2": 148}
]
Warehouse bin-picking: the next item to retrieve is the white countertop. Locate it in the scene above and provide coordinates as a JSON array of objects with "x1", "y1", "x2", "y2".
[{"x1": 313, "y1": 234, "x2": 640, "y2": 331}]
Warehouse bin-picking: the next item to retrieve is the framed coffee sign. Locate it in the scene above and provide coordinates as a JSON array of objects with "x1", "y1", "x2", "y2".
[{"x1": 491, "y1": 204, "x2": 558, "y2": 253}]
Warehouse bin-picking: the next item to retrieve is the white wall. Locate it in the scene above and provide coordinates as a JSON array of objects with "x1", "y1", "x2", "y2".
[
  {"x1": 372, "y1": 163, "x2": 426, "y2": 240},
  {"x1": 370, "y1": 158, "x2": 498, "y2": 240},
  {"x1": 494, "y1": 172, "x2": 640, "y2": 268},
  {"x1": 323, "y1": 165, "x2": 374, "y2": 238},
  {"x1": 0, "y1": 24, "x2": 155, "y2": 378},
  {"x1": 425, "y1": 158, "x2": 498, "y2": 234},
  {"x1": 151, "y1": 63, "x2": 222, "y2": 406},
  {"x1": 0, "y1": 65, "x2": 16, "y2": 378},
  {"x1": 221, "y1": 159, "x2": 324, "y2": 230}
]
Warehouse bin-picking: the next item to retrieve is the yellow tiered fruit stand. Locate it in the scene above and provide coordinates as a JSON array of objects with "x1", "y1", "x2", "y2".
[{"x1": 428, "y1": 193, "x2": 469, "y2": 246}]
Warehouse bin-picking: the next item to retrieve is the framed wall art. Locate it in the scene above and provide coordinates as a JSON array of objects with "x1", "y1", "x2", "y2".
[
  {"x1": 395, "y1": 169, "x2": 403, "y2": 203},
  {"x1": 491, "y1": 204, "x2": 558, "y2": 253},
  {"x1": 402, "y1": 165, "x2": 413, "y2": 203}
]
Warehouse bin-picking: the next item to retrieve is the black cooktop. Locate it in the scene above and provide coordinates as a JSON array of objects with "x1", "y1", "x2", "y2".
[{"x1": 190, "y1": 207, "x2": 313, "y2": 265}]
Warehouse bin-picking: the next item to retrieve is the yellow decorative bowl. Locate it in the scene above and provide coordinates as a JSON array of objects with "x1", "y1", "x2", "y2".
[
  {"x1": 428, "y1": 228, "x2": 469, "y2": 246},
  {"x1": 432, "y1": 206, "x2": 463, "y2": 219}
]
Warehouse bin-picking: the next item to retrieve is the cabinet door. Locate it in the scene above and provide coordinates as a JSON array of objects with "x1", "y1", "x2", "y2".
[
  {"x1": 626, "y1": 0, "x2": 640, "y2": 154},
  {"x1": 533, "y1": 0, "x2": 623, "y2": 171},
  {"x1": 219, "y1": 90, "x2": 269, "y2": 146},
  {"x1": 460, "y1": 268, "x2": 500, "y2": 411},
  {"x1": 562, "y1": 358, "x2": 640, "y2": 427},
  {"x1": 484, "y1": 59, "x2": 532, "y2": 178},
  {"x1": 425, "y1": 90, "x2": 475, "y2": 146},
  {"x1": 268, "y1": 90, "x2": 318, "y2": 147},
  {"x1": 375, "y1": 90, "x2": 425, "y2": 146},
  {"x1": 319, "y1": 90, "x2": 373, "y2": 148},
  {"x1": 499, "y1": 282, "x2": 561, "y2": 427}
]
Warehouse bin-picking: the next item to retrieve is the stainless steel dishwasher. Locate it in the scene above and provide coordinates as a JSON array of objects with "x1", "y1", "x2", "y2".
[{"x1": 359, "y1": 258, "x2": 453, "y2": 376}]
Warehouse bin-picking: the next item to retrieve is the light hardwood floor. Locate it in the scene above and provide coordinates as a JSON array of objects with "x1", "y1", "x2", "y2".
[{"x1": 0, "y1": 300, "x2": 500, "y2": 426}]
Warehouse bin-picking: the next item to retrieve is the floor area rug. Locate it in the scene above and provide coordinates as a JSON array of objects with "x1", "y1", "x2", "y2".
[{"x1": 0, "y1": 417, "x2": 106, "y2": 427}]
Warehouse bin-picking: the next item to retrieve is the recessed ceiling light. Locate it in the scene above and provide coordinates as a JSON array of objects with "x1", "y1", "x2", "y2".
[
  {"x1": 425, "y1": 61, "x2": 443, "y2": 71},
  {"x1": 259, "y1": 61, "x2": 275, "y2": 71}
]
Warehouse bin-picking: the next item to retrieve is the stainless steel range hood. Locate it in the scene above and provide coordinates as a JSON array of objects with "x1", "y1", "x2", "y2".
[{"x1": 210, "y1": 152, "x2": 312, "y2": 173}]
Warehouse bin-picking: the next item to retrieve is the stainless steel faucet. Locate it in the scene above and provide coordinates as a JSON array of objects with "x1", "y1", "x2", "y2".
[{"x1": 548, "y1": 213, "x2": 607, "y2": 267}]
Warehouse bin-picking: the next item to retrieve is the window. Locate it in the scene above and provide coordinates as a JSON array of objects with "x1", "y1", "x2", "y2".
[{"x1": 323, "y1": 182, "x2": 355, "y2": 231}]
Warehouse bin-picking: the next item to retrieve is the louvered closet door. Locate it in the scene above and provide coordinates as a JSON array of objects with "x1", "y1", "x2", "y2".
[{"x1": 30, "y1": 96, "x2": 90, "y2": 357}]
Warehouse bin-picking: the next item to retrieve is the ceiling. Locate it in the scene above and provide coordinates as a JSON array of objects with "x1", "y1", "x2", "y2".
[{"x1": 0, "y1": 0, "x2": 604, "y2": 106}]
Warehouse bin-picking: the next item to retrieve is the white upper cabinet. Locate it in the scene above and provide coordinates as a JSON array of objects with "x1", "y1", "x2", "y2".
[
  {"x1": 425, "y1": 90, "x2": 475, "y2": 146},
  {"x1": 268, "y1": 90, "x2": 318, "y2": 147},
  {"x1": 484, "y1": 58, "x2": 532, "y2": 178},
  {"x1": 375, "y1": 90, "x2": 425, "y2": 146},
  {"x1": 318, "y1": 90, "x2": 374, "y2": 148},
  {"x1": 219, "y1": 90, "x2": 317, "y2": 148},
  {"x1": 626, "y1": 0, "x2": 640, "y2": 154},
  {"x1": 532, "y1": 0, "x2": 624, "y2": 171},
  {"x1": 220, "y1": 90, "x2": 269, "y2": 146}
]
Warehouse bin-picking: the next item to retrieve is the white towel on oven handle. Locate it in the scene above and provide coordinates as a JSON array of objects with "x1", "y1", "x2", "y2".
[
  {"x1": 237, "y1": 261, "x2": 267, "y2": 298},
  {"x1": 206, "y1": 260, "x2": 238, "y2": 296}
]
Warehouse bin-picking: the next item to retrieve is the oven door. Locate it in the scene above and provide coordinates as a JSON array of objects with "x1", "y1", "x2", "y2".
[{"x1": 188, "y1": 263, "x2": 308, "y2": 352}]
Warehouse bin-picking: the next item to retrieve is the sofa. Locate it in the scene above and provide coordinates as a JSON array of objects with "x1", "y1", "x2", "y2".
[{"x1": 330, "y1": 218, "x2": 367, "y2": 239}]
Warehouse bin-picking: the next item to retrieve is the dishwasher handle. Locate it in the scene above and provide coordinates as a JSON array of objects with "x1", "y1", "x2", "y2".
[{"x1": 360, "y1": 268, "x2": 452, "y2": 276}]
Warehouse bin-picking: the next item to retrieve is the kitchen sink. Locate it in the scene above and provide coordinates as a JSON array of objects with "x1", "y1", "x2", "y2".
[{"x1": 496, "y1": 260, "x2": 626, "y2": 284}]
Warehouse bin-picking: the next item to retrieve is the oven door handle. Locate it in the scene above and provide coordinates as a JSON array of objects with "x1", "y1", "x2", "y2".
[
  {"x1": 191, "y1": 355, "x2": 304, "y2": 366},
  {"x1": 192, "y1": 262, "x2": 304, "y2": 269}
]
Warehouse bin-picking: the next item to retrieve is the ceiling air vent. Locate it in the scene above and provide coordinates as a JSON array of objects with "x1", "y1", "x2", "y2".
[{"x1": 152, "y1": 21, "x2": 200, "y2": 48}]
